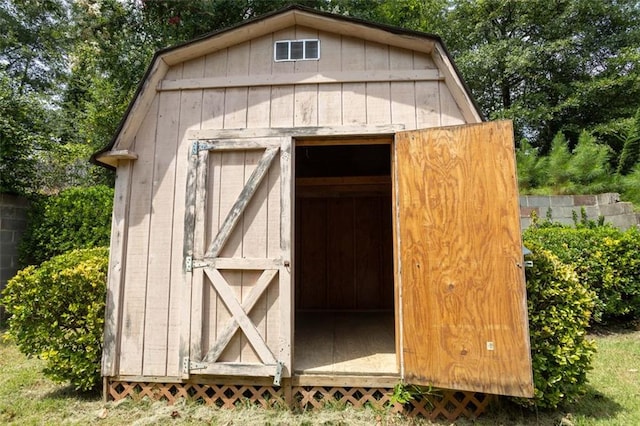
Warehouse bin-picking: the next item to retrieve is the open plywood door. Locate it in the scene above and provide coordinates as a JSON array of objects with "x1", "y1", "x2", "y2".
[
  {"x1": 181, "y1": 137, "x2": 292, "y2": 384},
  {"x1": 394, "y1": 121, "x2": 534, "y2": 397}
]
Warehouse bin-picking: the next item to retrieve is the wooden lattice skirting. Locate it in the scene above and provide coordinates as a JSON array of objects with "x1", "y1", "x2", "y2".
[{"x1": 106, "y1": 380, "x2": 492, "y2": 421}]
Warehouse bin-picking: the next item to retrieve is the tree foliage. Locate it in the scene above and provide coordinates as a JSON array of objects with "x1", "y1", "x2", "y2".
[
  {"x1": 616, "y1": 108, "x2": 640, "y2": 175},
  {"x1": 0, "y1": 72, "x2": 44, "y2": 194},
  {"x1": 444, "y1": 0, "x2": 640, "y2": 151},
  {"x1": 1, "y1": 0, "x2": 111, "y2": 194},
  {"x1": 0, "y1": 0, "x2": 70, "y2": 94},
  {"x1": 19, "y1": 185, "x2": 114, "y2": 266},
  {"x1": 1, "y1": 0, "x2": 640, "y2": 198}
]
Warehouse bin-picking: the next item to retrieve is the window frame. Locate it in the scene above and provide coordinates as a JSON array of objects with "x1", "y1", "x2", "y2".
[{"x1": 273, "y1": 39, "x2": 321, "y2": 62}]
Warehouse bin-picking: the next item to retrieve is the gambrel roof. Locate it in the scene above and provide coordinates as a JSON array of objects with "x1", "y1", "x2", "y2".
[{"x1": 92, "y1": 4, "x2": 483, "y2": 168}]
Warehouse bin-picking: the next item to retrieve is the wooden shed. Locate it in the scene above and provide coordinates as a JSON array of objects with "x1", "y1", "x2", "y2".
[{"x1": 93, "y1": 5, "x2": 534, "y2": 415}]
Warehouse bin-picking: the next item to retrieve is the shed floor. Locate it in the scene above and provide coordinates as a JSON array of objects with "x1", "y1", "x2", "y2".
[{"x1": 294, "y1": 312, "x2": 397, "y2": 375}]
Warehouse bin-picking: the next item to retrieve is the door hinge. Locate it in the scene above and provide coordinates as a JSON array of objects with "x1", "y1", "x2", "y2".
[
  {"x1": 191, "y1": 141, "x2": 215, "y2": 155},
  {"x1": 185, "y1": 256, "x2": 209, "y2": 272},
  {"x1": 183, "y1": 357, "x2": 208, "y2": 373},
  {"x1": 273, "y1": 361, "x2": 284, "y2": 386}
]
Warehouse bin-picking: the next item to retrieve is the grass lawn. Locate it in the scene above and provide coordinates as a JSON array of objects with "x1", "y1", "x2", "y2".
[{"x1": 1, "y1": 329, "x2": 638, "y2": 425}]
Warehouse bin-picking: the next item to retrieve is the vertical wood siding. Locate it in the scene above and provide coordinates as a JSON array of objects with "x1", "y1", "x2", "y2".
[{"x1": 114, "y1": 26, "x2": 468, "y2": 376}]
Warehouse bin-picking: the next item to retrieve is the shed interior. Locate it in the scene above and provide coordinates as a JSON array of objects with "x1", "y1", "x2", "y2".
[{"x1": 293, "y1": 139, "x2": 397, "y2": 375}]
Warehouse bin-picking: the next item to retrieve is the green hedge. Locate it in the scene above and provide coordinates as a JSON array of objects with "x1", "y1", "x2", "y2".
[
  {"x1": 518, "y1": 244, "x2": 597, "y2": 408},
  {"x1": 1, "y1": 248, "x2": 109, "y2": 391},
  {"x1": 19, "y1": 185, "x2": 113, "y2": 266},
  {"x1": 524, "y1": 221, "x2": 640, "y2": 323}
]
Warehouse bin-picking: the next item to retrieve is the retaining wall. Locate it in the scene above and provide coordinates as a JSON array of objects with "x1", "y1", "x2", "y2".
[
  {"x1": 520, "y1": 193, "x2": 640, "y2": 230},
  {"x1": 0, "y1": 193, "x2": 30, "y2": 320}
]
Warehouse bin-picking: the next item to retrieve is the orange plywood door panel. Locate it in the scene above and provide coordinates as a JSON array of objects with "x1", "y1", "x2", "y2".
[{"x1": 394, "y1": 121, "x2": 534, "y2": 398}]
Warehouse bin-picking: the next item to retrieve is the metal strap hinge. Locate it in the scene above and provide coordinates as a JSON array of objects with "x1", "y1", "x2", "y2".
[
  {"x1": 185, "y1": 256, "x2": 208, "y2": 272},
  {"x1": 183, "y1": 357, "x2": 208, "y2": 372},
  {"x1": 273, "y1": 361, "x2": 284, "y2": 386},
  {"x1": 191, "y1": 141, "x2": 216, "y2": 155}
]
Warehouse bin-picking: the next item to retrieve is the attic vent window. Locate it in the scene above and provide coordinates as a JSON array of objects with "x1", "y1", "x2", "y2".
[{"x1": 274, "y1": 39, "x2": 320, "y2": 61}]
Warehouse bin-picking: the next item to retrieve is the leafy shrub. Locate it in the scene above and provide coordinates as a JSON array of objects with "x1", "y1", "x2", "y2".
[
  {"x1": 19, "y1": 185, "x2": 113, "y2": 266},
  {"x1": 515, "y1": 244, "x2": 597, "y2": 409},
  {"x1": 1, "y1": 247, "x2": 109, "y2": 391},
  {"x1": 524, "y1": 222, "x2": 640, "y2": 323}
]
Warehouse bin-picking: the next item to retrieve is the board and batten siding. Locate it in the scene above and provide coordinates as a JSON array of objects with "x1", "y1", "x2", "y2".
[{"x1": 112, "y1": 26, "x2": 468, "y2": 378}]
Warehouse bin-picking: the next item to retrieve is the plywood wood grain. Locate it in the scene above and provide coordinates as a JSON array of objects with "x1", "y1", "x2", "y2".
[{"x1": 395, "y1": 121, "x2": 533, "y2": 398}]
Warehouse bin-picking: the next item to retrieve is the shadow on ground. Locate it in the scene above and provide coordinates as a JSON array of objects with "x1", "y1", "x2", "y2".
[{"x1": 43, "y1": 384, "x2": 101, "y2": 402}]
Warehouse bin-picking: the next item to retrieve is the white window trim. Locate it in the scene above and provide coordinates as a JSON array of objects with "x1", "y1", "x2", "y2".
[{"x1": 274, "y1": 39, "x2": 321, "y2": 62}]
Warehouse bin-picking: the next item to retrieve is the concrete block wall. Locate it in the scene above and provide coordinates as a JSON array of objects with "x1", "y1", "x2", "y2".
[
  {"x1": 520, "y1": 192, "x2": 640, "y2": 230},
  {"x1": 0, "y1": 193, "x2": 30, "y2": 320}
]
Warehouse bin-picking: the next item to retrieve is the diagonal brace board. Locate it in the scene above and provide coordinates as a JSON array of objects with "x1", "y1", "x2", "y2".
[
  {"x1": 205, "y1": 146, "x2": 279, "y2": 258},
  {"x1": 203, "y1": 268, "x2": 278, "y2": 363},
  {"x1": 205, "y1": 268, "x2": 277, "y2": 365}
]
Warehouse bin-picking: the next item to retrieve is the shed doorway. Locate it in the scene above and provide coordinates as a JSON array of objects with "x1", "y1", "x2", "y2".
[{"x1": 293, "y1": 139, "x2": 397, "y2": 376}]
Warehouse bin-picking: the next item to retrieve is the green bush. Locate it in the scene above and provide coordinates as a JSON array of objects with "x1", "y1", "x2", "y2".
[
  {"x1": 19, "y1": 185, "x2": 113, "y2": 266},
  {"x1": 524, "y1": 221, "x2": 640, "y2": 323},
  {"x1": 516, "y1": 244, "x2": 597, "y2": 409},
  {"x1": 1, "y1": 247, "x2": 109, "y2": 391}
]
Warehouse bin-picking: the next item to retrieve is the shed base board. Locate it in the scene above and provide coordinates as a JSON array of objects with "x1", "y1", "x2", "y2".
[{"x1": 104, "y1": 379, "x2": 492, "y2": 421}]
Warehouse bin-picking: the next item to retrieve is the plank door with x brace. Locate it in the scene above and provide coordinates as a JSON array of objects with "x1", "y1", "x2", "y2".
[
  {"x1": 395, "y1": 121, "x2": 534, "y2": 397},
  {"x1": 182, "y1": 137, "x2": 292, "y2": 385}
]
